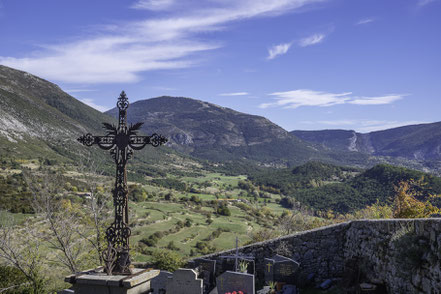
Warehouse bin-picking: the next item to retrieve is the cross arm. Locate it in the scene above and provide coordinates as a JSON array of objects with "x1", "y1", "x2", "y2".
[
  {"x1": 129, "y1": 133, "x2": 168, "y2": 150},
  {"x1": 78, "y1": 133, "x2": 116, "y2": 150}
]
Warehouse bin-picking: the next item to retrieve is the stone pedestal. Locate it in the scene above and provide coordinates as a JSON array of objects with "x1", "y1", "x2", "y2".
[{"x1": 65, "y1": 267, "x2": 160, "y2": 294}]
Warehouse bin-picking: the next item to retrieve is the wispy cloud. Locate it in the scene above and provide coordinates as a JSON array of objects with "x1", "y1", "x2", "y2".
[
  {"x1": 356, "y1": 120, "x2": 427, "y2": 132},
  {"x1": 259, "y1": 89, "x2": 407, "y2": 109},
  {"x1": 349, "y1": 94, "x2": 406, "y2": 105},
  {"x1": 267, "y1": 43, "x2": 292, "y2": 60},
  {"x1": 79, "y1": 99, "x2": 109, "y2": 112},
  {"x1": 299, "y1": 34, "x2": 325, "y2": 47},
  {"x1": 64, "y1": 89, "x2": 97, "y2": 93},
  {"x1": 356, "y1": 18, "x2": 374, "y2": 25},
  {"x1": 260, "y1": 89, "x2": 352, "y2": 109},
  {"x1": 131, "y1": 0, "x2": 175, "y2": 11},
  {"x1": 219, "y1": 92, "x2": 249, "y2": 96},
  {"x1": 417, "y1": 0, "x2": 438, "y2": 7},
  {"x1": 300, "y1": 119, "x2": 427, "y2": 132},
  {"x1": 0, "y1": 0, "x2": 324, "y2": 84}
]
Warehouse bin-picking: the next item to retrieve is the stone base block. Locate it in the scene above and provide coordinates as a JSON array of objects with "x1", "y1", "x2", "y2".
[{"x1": 65, "y1": 267, "x2": 160, "y2": 294}]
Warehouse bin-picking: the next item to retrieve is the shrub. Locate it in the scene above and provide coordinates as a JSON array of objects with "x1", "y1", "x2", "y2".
[
  {"x1": 195, "y1": 241, "x2": 217, "y2": 254},
  {"x1": 140, "y1": 237, "x2": 157, "y2": 247},
  {"x1": 216, "y1": 203, "x2": 231, "y2": 216},
  {"x1": 152, "y1": 249, "x2": 185, "y2": 272},
  {"x1": 129, "y1": 185, "x2": 147, "y2": 202},
  {"x1": 190, "y1": 195, "x2": 201, "y2": 204},
  {"x1": 176, "y1": 220, "x2": 184, "y2": 228},
  {"x1": 184, "y1": 217, "x2": 193, "y2": 227},
  {"x1": 393, "y1": 181, "x2": 440, "y2": 218},
  {"x1": 167, "y1": 241, "x2": 179, "y2": 251}
]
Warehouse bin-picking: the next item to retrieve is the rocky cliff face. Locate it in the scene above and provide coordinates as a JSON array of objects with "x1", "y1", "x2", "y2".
[{"x1": 292, "y1": 122, "x2": 441, "y2": 162}]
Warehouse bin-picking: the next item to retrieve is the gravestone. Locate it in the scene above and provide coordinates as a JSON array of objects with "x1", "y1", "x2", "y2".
[
  {"x1": 165, "y1": 268, "x2": 203, "y2": 294},
  {"x1": 151, "y1": 270, "x2": 173, "y2": 294},
  {"x1": 264, "y1": 254, "x2": 299, "y2": 284},
  {"x1": 263, "y1": 258, "x2": 275, "y2": 283},
  {"x1": 216, "y1": 271, "x2": 255, "y2": 294},
  {"x1": 194, "y1": 258, "x2": 217, "y2": 293}
]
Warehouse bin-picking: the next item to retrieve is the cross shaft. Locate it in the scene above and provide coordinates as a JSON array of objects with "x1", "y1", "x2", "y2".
[{"x1": 78, "y1": 91, "x2": 167, "y2": 275}]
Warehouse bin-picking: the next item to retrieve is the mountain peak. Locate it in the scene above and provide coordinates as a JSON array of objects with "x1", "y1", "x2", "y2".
[{"x1": 105, "y1": 95, "x2": 323, "y2": 164}]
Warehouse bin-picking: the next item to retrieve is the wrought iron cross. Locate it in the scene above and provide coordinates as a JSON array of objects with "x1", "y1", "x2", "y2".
[{"x1": 78, "y1": 91, "x2": 167, "y2": 275}]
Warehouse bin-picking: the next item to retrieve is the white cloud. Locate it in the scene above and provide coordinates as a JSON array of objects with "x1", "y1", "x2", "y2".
[
  {"x1": 267, "y1": 43, "x2": 292, "y2": 60},
  {"x1": 300, "y1": 119, "x2": 427, "y2": 132},
  {"x1": 357, "y1": 120, "x2": 427, "y2": 132},
  {"x1": 64, "y1": 89, "x2": 97, "y2": 93},
  {"x1": 0, "y1": 0, "x2": 324, "y2": 84},
  {"x1": 299, "y1": 34, "x2": 325, "y2": 47},
  {"x1": 260, "y1": 89, "x2": 352, "y2": 109},
  {"x1": 79, "y1": 99, "x2": 109, "y2": 112},
  {"x1": 356, "y1": 18, "x2": 374, "y2": 25},
  {"x1": 349, "y1": 94, "x2": 405, "y2": 105},
  {"x1": 131, "y1": 0, "x2": 175, "y2": 11},
  {"x1": 219, "y1": 92, "x2": 249, "y2": 96},
  {"x1": 260, "y1": 89, "x2": 407, "y2": 109},
  {"x1": 417, "y1": 0, "x2": 438, "y2": 7}
]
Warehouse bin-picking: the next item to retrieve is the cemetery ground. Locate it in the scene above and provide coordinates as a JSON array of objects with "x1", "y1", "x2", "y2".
[{"x1": 0, "y1": 158, "x2": 339, "y2": 292}]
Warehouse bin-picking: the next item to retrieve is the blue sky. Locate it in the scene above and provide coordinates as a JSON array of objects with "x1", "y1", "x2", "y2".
[{"x1": 1, "y1": 0, "x2": 440, "y2": 132}]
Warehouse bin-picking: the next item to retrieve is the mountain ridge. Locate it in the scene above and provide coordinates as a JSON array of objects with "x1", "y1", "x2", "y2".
[
  {"x1": 105, "y1": 96, "x2": 331, "y2": 166},
  {"x1": 1, "y1": 65, "x2": 439, "y2": 173},
  {"x1": 292, "y1": 121, "x2": 441, "y2": 163}
]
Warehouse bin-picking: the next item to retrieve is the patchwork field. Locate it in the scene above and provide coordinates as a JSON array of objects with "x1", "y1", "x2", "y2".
[{"x1": 128, "y1": 171, "x2": 282, "y2": 263}]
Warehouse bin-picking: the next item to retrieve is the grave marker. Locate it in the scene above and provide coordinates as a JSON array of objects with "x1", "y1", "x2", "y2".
[
  {"x1": 264, "y1": 258, "x2": 275, "y2": 283},
  {"x1": 165, "y1": 268, "x2": 203, "y2": 294},
  {"x1": 193, "y1": 258, "x2": 216, "y2": 293},
  {"x1": 264, "y1": 254, "x2": 299, "y2": 284},
  {"x1": 216, "y1": 271, "x2": 255, "y2": 294},
  {"x1": 151, "y1": 270, "x2": 173, "y2": 294}
]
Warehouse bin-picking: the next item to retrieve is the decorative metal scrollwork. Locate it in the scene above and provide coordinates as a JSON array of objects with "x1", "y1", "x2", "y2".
[
  {"x1": 150, "y1": 133, "x2": 168, "y2": 147},
  {"x1": 77, "y1": 133, "x2": 95, "y2": 146},
  {"x1": 102, "y1": 244, "x2": 117, "y2": 275},
  {"x1": 117, "y1": 91, "x2": 129, "y2": 110},
  {"x1": 77, "y1": 91, "x2": 167, "y2": 275}
]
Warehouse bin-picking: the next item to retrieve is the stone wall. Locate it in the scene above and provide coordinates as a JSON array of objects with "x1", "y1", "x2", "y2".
[{"x1": 198, "y1": 219, "x2": 441, "y2": 293}]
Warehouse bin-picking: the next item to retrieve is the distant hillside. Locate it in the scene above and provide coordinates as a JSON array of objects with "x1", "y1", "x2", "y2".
[
  {"x1": 106, "y1": 96, "x2": 373, "y2": 166},
  {"x1": 292, "y1": 122, "x2": 441, "y2": 162},
  {"x1": 0, "y1": 65, "x2": 117, "y2": 161},
  {"x1": 1, "y1": 65, "x2": 439, "y2": 174},
  {"x1": 249, "y1": 162, "x2": 441, "y2": 214},
  {"x1": 0, "y1": 66, "x2": 182, "y2": 174}
]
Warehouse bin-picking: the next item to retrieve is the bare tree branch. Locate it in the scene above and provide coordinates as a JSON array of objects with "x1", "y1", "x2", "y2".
[
  {"x1": 23, "y1": 169, "x2": 84, "y2": 274},
  {"x1": 76, "y1": 151, "x2": 112, "y2": 265},
  {"x1": 0, "y1": 211, "x2": 45, "y2": 293}
]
